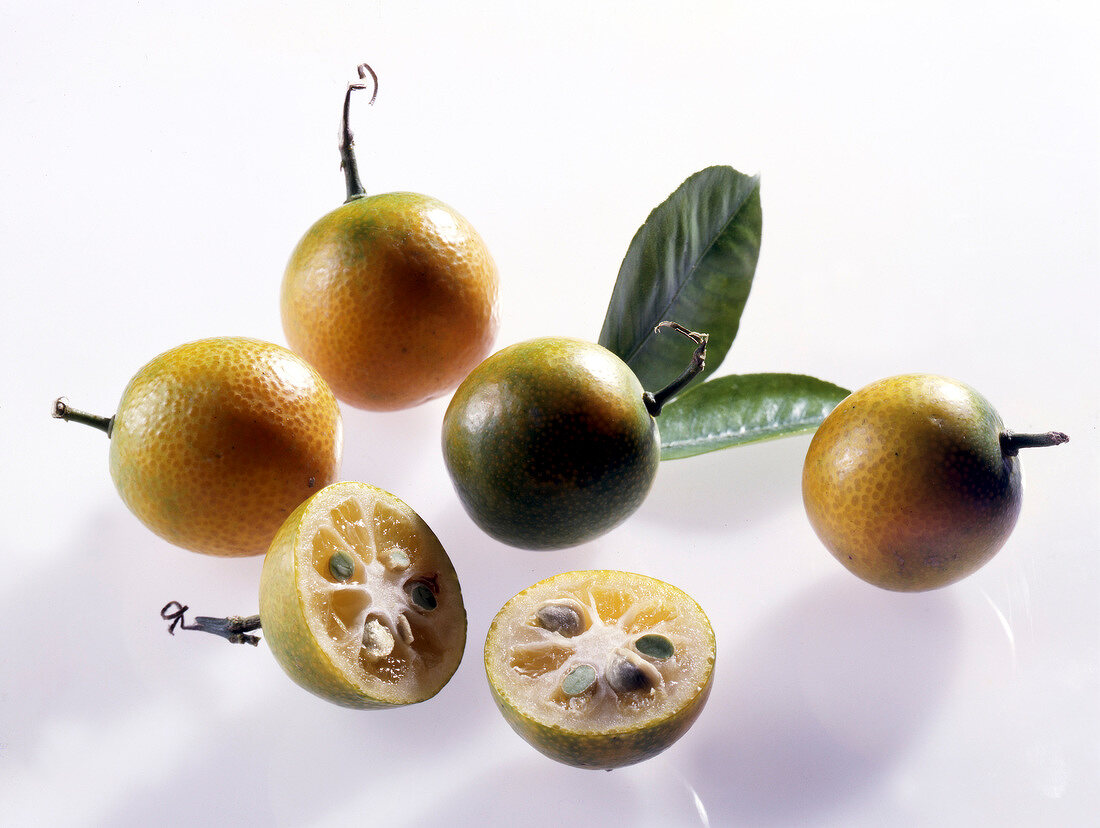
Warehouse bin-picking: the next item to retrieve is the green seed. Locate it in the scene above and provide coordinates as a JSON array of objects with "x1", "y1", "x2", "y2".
[
  {"x1": 328, "y1": 551, "x2": 355, "y2": 581},
  {"x1": 635, "y1": 634, "x2": 674, "y2": 660},
  {"x1": 561, "y1": 664, "x2": 597, "y2": 696},
  {"x1": 408, "y1": 582, "x2": 437, "y2": 611}
]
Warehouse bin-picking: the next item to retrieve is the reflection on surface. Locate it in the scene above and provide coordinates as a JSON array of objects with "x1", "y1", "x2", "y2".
[
  {"x1": 682, "y1": 571, "x2": 962, "y2": 826},
  {"x1": 978, "y1": 587, "x2": 1018, "y2": 669},
  {"x1": 671, "y1": 766, "x2": 714, "y2": 827}
]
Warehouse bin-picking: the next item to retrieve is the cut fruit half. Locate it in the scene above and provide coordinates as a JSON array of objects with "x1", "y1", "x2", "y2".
[
  {"x1": 260, "y1": 481, "x2": 466, "y2": 708},
  {"x1": 484, "y1": 570, "x2": 715, "y2": 769}
]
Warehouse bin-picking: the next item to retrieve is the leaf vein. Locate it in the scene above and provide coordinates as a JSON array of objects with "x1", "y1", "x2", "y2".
[{"x1": 623, "y1": 177, "x2": 759, "y2": 367}]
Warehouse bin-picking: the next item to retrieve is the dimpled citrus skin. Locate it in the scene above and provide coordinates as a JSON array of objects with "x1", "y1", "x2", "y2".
[
  {"x1": 489, "y1": 683, "x2": 714, "y2": 770},
  {"x1": 108, "y1": 337, "x2": 342, "y2": 557},
  {"x1": 442, "y1": 338, "x2": 661, "y2": 550},
  {"x1": 281, "y1": 192, "x2": 499, "y2": 411},
  {"x1": 802, "y1": 374, "x2": 1022, "y2": 591}
]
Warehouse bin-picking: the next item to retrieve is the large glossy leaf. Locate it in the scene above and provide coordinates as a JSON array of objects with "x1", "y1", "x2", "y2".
[
  {"x1": 657, "y1": 373, "x2": 851, "y2": 460},
  {"x1": 598, "y1": 166, "x2": 762, "y2": 395}
]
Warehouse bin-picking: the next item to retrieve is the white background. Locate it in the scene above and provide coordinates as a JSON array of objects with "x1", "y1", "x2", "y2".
[{"x1": 2, "y1": 2, "x2": 1098, "y2": 826}]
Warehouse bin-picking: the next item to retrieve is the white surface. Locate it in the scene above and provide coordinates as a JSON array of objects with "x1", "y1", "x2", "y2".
[{"x1": 2, "y1": 2, "x2": 1098, "y2": 826}]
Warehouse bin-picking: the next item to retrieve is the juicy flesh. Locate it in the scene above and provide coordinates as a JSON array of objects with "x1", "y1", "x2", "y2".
[
  {"x1": 301, "y1": 494, "x2": 453, "y2": 698},
  {"x1": 494, "y1": 575, "x2": 713, "y2": 732}
]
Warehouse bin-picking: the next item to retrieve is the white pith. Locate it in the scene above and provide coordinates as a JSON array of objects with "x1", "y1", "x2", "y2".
[
  {"x1": 295, "y1": 486, "x2": 460, "y2": 703},
  {"x1": 488, "y1": 572, "x2": 715, "y2": 733}
]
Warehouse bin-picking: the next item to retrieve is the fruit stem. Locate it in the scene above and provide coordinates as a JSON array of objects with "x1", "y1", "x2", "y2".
[
  {"x1": 339, "y1": 62, "x2": 379, "y2": 203},
  {"x1": 1000, "y1": 430, "x2": 1069, "y2": 457},
  {"x1": 52, "y1": 398, "x2": 113, "y2": 436},
  {"x1": 643, "y1": 322, "x2": 709, "y2": 416},
  {"x1": 161, "y1": 601, "x2": 263, "y2": 647}
]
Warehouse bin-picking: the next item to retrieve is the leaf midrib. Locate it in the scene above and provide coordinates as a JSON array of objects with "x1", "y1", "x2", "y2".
[
  {"x1": 623, "y1": 174, "x2": 758, "y2": 367},
  {"x1": 660, "y1": 414, "x2": 823, "y2": 451}
]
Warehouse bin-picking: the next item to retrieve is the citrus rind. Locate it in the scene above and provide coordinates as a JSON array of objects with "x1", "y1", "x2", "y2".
[
  {"x1": 442, "y1": 338, "x2": 661, "y2": 550},
  {"x1": 108, "y1": 336, "x2": 342, "y2": 557},
  {"x1": 280, "y1": 192, "x2": 499, "y2": 411},
  {"x1": 802, "y1": 373, "x2": 1023, "y2": 591}
]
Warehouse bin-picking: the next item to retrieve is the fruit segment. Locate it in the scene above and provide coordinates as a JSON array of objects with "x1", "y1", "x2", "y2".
[
  {"x1": 260, "y1": 481, "x2": 466, "y2": 708},
  {"x1": 485, "y1": 570, "x2": 715, "y2": 769}
]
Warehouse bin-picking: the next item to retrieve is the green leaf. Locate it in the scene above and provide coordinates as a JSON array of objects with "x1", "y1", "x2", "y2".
[
  {"x1": 598, "y1": 166, "x2": 762, "y2": 395},
  {"x1": 657, "y1": 374, "x2": 851, "y2": 460}
]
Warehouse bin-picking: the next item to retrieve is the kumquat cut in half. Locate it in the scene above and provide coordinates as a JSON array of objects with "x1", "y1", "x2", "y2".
[
  {"x1": 259, "y1": 481, "x2": 467, "y2": 708},
  {"x1": 484, "y1": 570, "x2": 715, "y2": 769}
]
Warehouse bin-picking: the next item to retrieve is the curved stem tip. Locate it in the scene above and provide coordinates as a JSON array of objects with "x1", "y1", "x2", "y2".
[
  {"x1": 53, "y1": 398, "x2": 113, "y2": 436},
  {"x1": 339, "y1": 62, "x2": 379, "y2": 203},
  {"x1": 642, "y1": 322, "x2": 709, "y2": 416},
  {"x1": 1000, "y1": 430, "x2": 1069, "y2": 457},
  {"x1": 161, "y1": 601, "x2": 263, "y2": 647}
]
